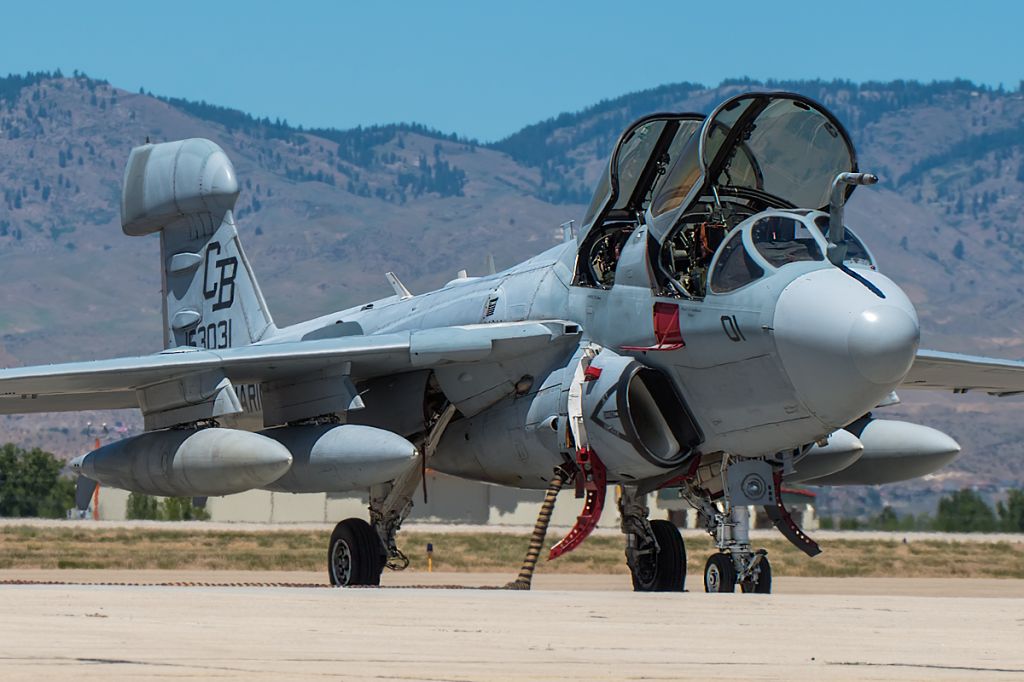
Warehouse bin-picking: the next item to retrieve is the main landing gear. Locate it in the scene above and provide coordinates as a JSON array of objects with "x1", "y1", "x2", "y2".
[
  {"x1": 327, "y1": 404, "x2": 457, "y2": 587},
  {"x1": 328, "y1": 518, "x2": 385, "y2": 586},
  {"x1": 619, "y1": 485, "x2": 687, "y2": 591}
]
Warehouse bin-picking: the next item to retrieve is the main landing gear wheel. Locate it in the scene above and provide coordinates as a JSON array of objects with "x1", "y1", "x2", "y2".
[
  {"x1": 741, "y1": 556, "x2": 772, "y2": 594},
  {"x1": 328, "y1": 518, "x2": 385, "y2": 587},
  {"x1": 704, "y1": 553, "x2": 736, "y2": 593},
  {"x1": 631, "y1": 519, "x2": 687, "y2": 592}
]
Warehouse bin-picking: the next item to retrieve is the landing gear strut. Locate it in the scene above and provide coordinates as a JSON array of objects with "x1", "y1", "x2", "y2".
[
  {"x1": 695, "y1": 503, "x2": 772, "y2": 594},
  {"x1": 681, "y1": 456, "x2": 809, "y2": 594},
  {"x1": 620, "y1": 485, "x2": 686, "y2": 591},
  {"x1": 327, "y1": 403, "x2": 456, "y2": 587}
]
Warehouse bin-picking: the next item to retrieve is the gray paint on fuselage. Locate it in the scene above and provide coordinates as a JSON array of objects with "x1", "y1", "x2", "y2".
[
  {"x1": 263, "y1": 242, "x2": 576, "y2": 346},
  {"x1": 240, "y1": 222, "x2": 899, "y2": 474}
]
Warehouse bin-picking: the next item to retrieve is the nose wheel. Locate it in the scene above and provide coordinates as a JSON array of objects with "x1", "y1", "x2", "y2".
[
  {"x1": 703, "y1": 553, "x2": 735, "y2": 593},
  {"x1": 703, "y1": 551, "x2": 772, "y2": 593},
  {"x1": 740, "y1": 553, "x2": 772, "y2": 593},
  {"x1": 680, "y1": 456, "x2": 819, "y2": 595}
]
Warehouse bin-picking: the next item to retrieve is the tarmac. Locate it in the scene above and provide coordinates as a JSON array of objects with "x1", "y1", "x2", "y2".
[{"x1": 1, "y1": 571, "x2": 1022, "y2": 680}]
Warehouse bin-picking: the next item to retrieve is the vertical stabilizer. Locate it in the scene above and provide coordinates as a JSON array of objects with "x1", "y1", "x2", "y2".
[{"x1": 121, "y1": 139, "x2": 276, "y2": 349}]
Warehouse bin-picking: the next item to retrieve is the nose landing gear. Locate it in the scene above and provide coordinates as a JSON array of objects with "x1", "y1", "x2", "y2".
[
  {"x1": 693, "y1": 503, "x2": 773, "y2": 593},
  {"x1": 682, "y1": 456, "x2": 816, "y2": 595}
]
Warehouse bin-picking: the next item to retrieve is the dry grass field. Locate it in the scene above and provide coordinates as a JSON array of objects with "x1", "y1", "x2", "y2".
[{"x1": 1, "y1": 524, "x2": 1022, "y2": 578}]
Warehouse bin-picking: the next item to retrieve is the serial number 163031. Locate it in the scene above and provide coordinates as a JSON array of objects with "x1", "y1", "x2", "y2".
[{"x1": 185, "y1": 319, "x2": 233, "y2": 350}]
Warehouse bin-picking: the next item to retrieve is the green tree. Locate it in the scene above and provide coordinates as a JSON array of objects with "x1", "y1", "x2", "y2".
[
  {"x1": 125, "y1": 492, "x2": 160, "y2": 520},
  {"x1": 838, "y1": 516, "x2": 862, "y2": 530},
  {"x1": 872, "y1": 506, "x2": 900, "y2": 530},
  {"x1": 159, "y1": 497, "x2": 210, "y2": 521},
  {"x1": 0, "y1": 443, "x2": 75, "y2": 517},
  {"x1": 935, "y1": 489, "x2": 997, "y2": 532},
  {"x1": 996, "y1": 489, "x2": 1024, "y2": 532}
]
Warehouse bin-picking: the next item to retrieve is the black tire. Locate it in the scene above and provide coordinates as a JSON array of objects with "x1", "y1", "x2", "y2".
[
  {"x1": 704, "y1": 553, "x2": 736, "y2": 593},
  {"x1": 630, "y1": 519, "x2": 686, "y2": 592},
  {"x1": 328, "y1": 518, "x2": 385, "y2": 587},
  {"x1": 741, "y1": 557, "x2": 772, "y2": 594}
]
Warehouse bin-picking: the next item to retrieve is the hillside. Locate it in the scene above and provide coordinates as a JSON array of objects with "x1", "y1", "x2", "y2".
[{"x1": 1, "y1": 72, "x2": 1023, "y2": 514}]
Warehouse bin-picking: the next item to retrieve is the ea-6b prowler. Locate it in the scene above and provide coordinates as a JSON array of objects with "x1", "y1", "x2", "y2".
[{"x1": 3, "y1": 91, "x2": 1022, "y2": 592}]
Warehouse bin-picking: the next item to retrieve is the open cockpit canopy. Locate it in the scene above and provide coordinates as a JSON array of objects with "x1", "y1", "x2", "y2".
[
  {"x1": 580, "y1": 114, "x2": 705, "y2": 235},
  {"x1": 574, "y1": 92, "x2": 862, "y2": 294},
  {"x1": 575, "y1": 113, "x2": 703, "y2": 287},
  {"x1": 646, "y1": 92, "x2": 859, "y2": 242}
]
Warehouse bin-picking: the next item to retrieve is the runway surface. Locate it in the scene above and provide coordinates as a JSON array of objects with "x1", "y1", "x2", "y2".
[{"x1": 1, "y1": 571, "x2": 1022, "y2": 680}]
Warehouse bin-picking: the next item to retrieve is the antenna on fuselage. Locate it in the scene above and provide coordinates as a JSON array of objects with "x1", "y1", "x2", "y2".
[
  {"x1": 385, "y1": 271, "x2": 413, "y2": 300},
  {"x1": 561, "y1": 220, "x2": 575, "y2": 243},
  {"x1": 485, "y1": 254, "x2": 496, "y2": 275}
]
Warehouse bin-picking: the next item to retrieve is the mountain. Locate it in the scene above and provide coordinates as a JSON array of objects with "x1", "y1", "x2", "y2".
[{"x1": 1, "y1": 72, "x2": 1023, "y2": 513}]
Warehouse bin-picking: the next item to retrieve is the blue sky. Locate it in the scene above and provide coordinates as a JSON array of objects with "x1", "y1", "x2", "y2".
[{"x1": 1, "y1": 1, "x2": 1019, "y2": 141}]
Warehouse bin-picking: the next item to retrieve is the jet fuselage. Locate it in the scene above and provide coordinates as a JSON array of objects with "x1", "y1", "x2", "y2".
[{"x1": 256, "y1": 217, "x2": 919, "y2": 487}]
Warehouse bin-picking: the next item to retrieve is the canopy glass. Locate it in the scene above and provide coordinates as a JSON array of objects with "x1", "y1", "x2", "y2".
[{"x1": 647, "y1": 92, "x2": 859, "y2": 242}]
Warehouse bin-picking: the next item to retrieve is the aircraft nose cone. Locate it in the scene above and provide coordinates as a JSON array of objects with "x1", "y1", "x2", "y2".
[
  {"x1": 848, "y1": 305, "x2": 920, "y2": 384},
  {"x1": 773, "y1": 268, "x2": 920, "y2": 428}
]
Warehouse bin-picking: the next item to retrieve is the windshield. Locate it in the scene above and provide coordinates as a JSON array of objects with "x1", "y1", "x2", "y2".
[
  {"x1": 752, "y1": 215, "x2": 823, "y2": 267},
  {"x1": 710, "y1": 231, "x2": 764, "y2": 293},
  {"x1": 813, "y1": 215, "x2": 875, "y2": 267}
]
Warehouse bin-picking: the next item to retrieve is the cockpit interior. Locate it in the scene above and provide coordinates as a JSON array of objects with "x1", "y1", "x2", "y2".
[{"x1": 573, "y1": 93, "x2": 872, "y2": 299}]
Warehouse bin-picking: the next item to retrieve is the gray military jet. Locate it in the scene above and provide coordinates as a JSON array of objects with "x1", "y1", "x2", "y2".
[{"x1": 1, "y1": 91, "x2": 1021, "y2": 592}]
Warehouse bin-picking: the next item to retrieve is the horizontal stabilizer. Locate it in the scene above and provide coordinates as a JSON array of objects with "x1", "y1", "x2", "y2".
[{"x1": 75, "y1": 475, "x2": 98, "y2": 512}]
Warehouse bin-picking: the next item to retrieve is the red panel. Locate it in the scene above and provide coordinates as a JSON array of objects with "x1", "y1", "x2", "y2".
[
  {"x1": 619, "y1": 302, "x2": 685, "y2": 352},
  {"x1": 653, "y1": 302, "x2": 684, "y2": 346}
]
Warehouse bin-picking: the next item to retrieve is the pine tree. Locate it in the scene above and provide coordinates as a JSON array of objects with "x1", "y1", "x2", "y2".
[{"x1": 936, "y1": 489, "x2": 996, "y2": 532}]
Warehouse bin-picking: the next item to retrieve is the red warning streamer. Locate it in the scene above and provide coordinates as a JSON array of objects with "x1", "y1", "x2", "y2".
[{"x1": 548, "y1": 448, "x2": 607, "y2": 560}]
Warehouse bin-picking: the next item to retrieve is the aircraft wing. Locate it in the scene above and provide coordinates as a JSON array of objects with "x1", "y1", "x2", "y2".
[
  {"x1": 901, "y1": 349, "x2": 1024, "y2": 395},
  {"x1": 0, "y1": 320, "x2": 581, "y2": 414}
]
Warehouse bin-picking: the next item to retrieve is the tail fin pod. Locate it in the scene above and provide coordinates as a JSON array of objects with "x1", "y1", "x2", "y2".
[{"x1": 121, "y1": 139, "x2": 275, "y2": 349}]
